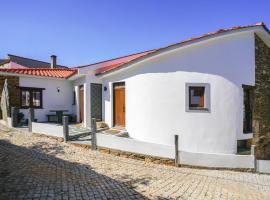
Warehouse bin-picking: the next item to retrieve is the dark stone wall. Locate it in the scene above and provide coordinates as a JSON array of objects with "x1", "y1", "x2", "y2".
[
  {"x1": 254, "y1": 34, "x2": 270, "y2": 160},
  {"x1": 0, "y1": 76, "x2": 20, "y2": 109}
]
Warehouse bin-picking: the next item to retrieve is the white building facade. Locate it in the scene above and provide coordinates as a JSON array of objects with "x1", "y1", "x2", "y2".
[
  {"x1": 98, "y1": 31, "x2": 256, "y2": 154},
  {"x1": 76, "y1": 24, "x2": 270, "y2": 155},
  {"x1": 2, "y1": 23, "x2": 270, "y2": 157}
]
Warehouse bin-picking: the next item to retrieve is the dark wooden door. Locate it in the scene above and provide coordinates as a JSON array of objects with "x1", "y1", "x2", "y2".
[
  {"x1": 113, "y1": 83, "x2": 125, "y2": 126},
  {"x1": 91, "y1": 83, "x2": 102, "y2": 121},
  {"x1": 79, "y1": 86, "x2": 84, "y2": 123},
  {"x1": 243, "y1": 86, "x2": 253, "y2": 133}
]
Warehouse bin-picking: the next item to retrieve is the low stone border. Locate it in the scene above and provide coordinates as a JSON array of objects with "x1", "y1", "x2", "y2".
[
  {"x1": 71, "y1": 142, "x2": 256, "y2": 172},
  {"x1": 179, "y1": 164, "x2": 254, "y2": 173},
  {"x1": 8, "y1": 126, "x2": 259, "y2": 172},
  {"x1": 71, "y1": 142, "x2": 175, "y2": 166},
  {"x1": 31, "y1": 132, "x2": 64, "y2": 142}
]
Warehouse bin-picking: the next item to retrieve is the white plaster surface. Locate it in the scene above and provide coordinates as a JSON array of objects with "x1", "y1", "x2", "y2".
[
  {"x1": 237, "y1": 133, "x2": 253, "y2": 140},
  {"x1": 96, "y1": 133, "x2": 254, "y2": 169},
  {"x1": 72, "y1": 71, "x2": 102, "y2": 128},
  {"x1": 257, "y1": 160, "x2": 270, "y2": 173},
  {"x1": 102, "y1": 32, "x2": 255, "y2": 154},
  {"x1": 96, "y1": 133, "x2": 175, "y2": 159},
  {"x1": 180, "y1": 151, "x2": 254, "y2": 169},
  {"x1": 7, "y1": 117, "x2": 12, "y2": 127},
  {"x1": 32, "y1": 122, "x2": 63, "y2": 138},
  {"x1": 19, "y1": 77, "x2": 74, "y2": 122}
]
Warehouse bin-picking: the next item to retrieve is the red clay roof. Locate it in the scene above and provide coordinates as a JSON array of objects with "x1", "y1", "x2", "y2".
[
  {"x1": 91, "y1": 22, "x2": 266, "y2": 76},
  {"x1": 93, "y1": 50, "x2": 156, "y2": 75},
  {"x1": 0, "y1": 68, "x2": 77, "y2": 79}
]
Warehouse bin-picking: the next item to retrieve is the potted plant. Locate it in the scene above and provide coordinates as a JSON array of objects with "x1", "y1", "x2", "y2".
[{"x1": 17, "y1": 112, "x2": 25, "y2": 126}]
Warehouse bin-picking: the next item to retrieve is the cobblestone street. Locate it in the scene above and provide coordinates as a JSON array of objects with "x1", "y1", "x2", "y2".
[{"x1": 0, "y1": 125, "x2": 270, "y2": 199}]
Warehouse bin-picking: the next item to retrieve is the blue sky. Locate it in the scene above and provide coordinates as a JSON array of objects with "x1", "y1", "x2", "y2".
[{"x1": 1, "y1": 0, "x2": 270, "y2": 67}]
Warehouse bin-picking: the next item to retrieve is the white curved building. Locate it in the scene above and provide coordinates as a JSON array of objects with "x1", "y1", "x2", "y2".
[
  {"x1": 75, "y1": 23, "x2": 270, "y2": 155},
  {"x1": 100, "y1": 31, "x2": 254, "y2": 154}
]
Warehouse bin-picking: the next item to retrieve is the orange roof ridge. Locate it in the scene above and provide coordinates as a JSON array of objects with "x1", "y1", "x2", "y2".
[
  {"x1": 0, "y1": 68, "x2": 77, "y2": 79},
  {"x1": 76, "y1": 49, "x2": 156, "y2": 68},
  {"x1": 3, "y1": 67, "x2": 77, "y2": 70}
]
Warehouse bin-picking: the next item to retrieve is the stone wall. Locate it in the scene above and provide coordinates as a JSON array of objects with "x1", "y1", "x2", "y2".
[
  {"x1": 0, "y1": 76, "x2": 20, "y2": 117},
  {"x1": 253, "y1": 34, "x2": 270, "y2": 160}
]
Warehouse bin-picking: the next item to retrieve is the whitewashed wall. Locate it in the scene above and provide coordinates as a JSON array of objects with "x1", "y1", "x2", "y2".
[
  {"x1": 96, "y1": 133, "x2": 254, "y2": 169},
  {"x1": 102, "y1": 31, "x2": 255, "y2": 154},
  {"x1": 73, "y1": 68, "x2": 102, "y2": 127},
  {"x1": 32, "y1": 122, "x2": 64, "y2": 138},
  {"x1": 19, "y1": 77, "x2": 74, "y2": 122}
]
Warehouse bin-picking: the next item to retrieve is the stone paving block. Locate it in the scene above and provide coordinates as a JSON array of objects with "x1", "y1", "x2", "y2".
[{"x1": 0, "y1": 124, "x2": 270, "y2": 199}]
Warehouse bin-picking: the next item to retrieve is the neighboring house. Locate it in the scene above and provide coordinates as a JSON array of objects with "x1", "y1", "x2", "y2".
[
  {"x1": 0, "y1": 55, "x2": 68, "y2": 117},
  {"x1": 0, "y1": 68, "x2": 78, "y2": 122},
  {"x1": 1, "y1": 22, "x2": 270, "y2": 158},
  {"x1": 0, "y1": 54, "x2": 67, "y2": 69}
]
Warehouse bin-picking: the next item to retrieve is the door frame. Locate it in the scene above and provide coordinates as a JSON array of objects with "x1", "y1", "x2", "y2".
[{"x1": 113, "y1": 82, "x2": 126, "y2": 127}]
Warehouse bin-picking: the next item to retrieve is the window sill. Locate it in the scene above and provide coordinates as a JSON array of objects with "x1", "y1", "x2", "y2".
[
  {"x1": 186, "y1": 107, "x2": 210, "y2": 113},
  {"x1": 20, "y1": 107, "x2": 43, "y2": 109}
]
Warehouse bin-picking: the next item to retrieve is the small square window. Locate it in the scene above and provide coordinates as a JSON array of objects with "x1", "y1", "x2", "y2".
[
  {"x1": 189, "y1": 86, "x2": 205, "y2": 108},
  {"x1": 186, "y1": 83, "x2": 210, "y2": 112}
]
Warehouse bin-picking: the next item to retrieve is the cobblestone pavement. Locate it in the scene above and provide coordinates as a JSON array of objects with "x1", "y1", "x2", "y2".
[{"x1": 0, "y1": 125, "x2": 270, "y2": 199}]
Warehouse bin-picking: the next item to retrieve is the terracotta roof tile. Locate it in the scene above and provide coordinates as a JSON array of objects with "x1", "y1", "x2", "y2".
[
  {"x1": 94, "y1": 50, "x2": 156, "y2": 75},
  {"x1": 0, "y1": 68, "x2": 77, "y2": 79}
]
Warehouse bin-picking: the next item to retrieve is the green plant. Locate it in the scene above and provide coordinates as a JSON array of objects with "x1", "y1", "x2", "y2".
[{"x1": 17, "y1": 112, "x2": 24, "y2": 122}]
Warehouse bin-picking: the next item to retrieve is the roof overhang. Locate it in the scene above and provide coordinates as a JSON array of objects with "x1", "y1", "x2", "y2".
[
  {"x1": 96, "y1": 24, "x2": 270, "y2": 78},
  {"x1": 0, "y1": 72, "x2": 70, "y2": 80},
  {"x1": 0, "y1": 68, "x2": 78, "y2": 80},
  {"x1": 0, "y1": 59, "x2": 10, "y2": 65},
  {"x1": 67, "y1": 73, "x2": 86, "y2": 80}
]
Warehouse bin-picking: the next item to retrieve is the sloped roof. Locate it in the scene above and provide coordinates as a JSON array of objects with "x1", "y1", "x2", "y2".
[
  {"x1": 0, "y1": 59, "x2": 9, "y2": 65},
  {"x1": 81, "y1": 22, "x2": 266, "y2": 76},
  {"x1": 92, "y1": 50, "x2": 156, "y2": 75},
  {"x1": 3, "y1": 54, "x2": 67, "y2": 68},
  {"x1": 0, "y1": 68, "x2": 77, "y2": 79}
]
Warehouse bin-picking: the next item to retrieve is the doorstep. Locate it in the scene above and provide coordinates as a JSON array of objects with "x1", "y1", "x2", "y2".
[{"x1": 101, "y1": 127, "x2": 129, "y2": 138}]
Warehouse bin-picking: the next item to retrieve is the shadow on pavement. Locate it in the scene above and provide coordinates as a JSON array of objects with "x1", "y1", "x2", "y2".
[{"x1": 0, "y1": 139, "x2": 149, "y2": 199}]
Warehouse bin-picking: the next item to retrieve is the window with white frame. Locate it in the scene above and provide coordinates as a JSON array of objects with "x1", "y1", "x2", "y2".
[{"x1": 186, "y1": 83, "x2": 210, "y2": 111}]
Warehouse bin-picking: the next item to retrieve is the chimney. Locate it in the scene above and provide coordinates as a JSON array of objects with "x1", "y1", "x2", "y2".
[{"x1": 50, "y1": 55, "x2": 57, "y2": 69}]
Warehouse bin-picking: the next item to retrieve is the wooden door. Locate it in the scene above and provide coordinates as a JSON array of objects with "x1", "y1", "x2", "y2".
[
  {"x1": 79, "y1": 86, "x2": 84, "y2": 123},
  {"x1": 113, "y1": 83, "x2": 125, "y2": 126}
]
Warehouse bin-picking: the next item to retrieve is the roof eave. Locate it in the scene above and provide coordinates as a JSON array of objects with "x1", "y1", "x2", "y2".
[
  {"x1": 0, "y1": 59, "x2": 11, "y2": 65},
  {"x1": 0, "y1": 72, "x2": 70, "y2": 80},
  {"x1": 96, "y1": 25, "x2": 268, "y2": 77},
  {"x1": 66, "y1": 71, "x2": 83, "y2": 80}
]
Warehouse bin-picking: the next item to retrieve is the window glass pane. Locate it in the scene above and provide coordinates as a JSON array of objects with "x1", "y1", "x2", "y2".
[
  {"x1": 189, "y1": 87, "x2": 205, "y2": 108},
  {"x1": 32, "y1": 91, "x2": 41, "y2": 107},
  {"x1": 21, "y1": 91, "x2": 30, "y2": 107}
]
